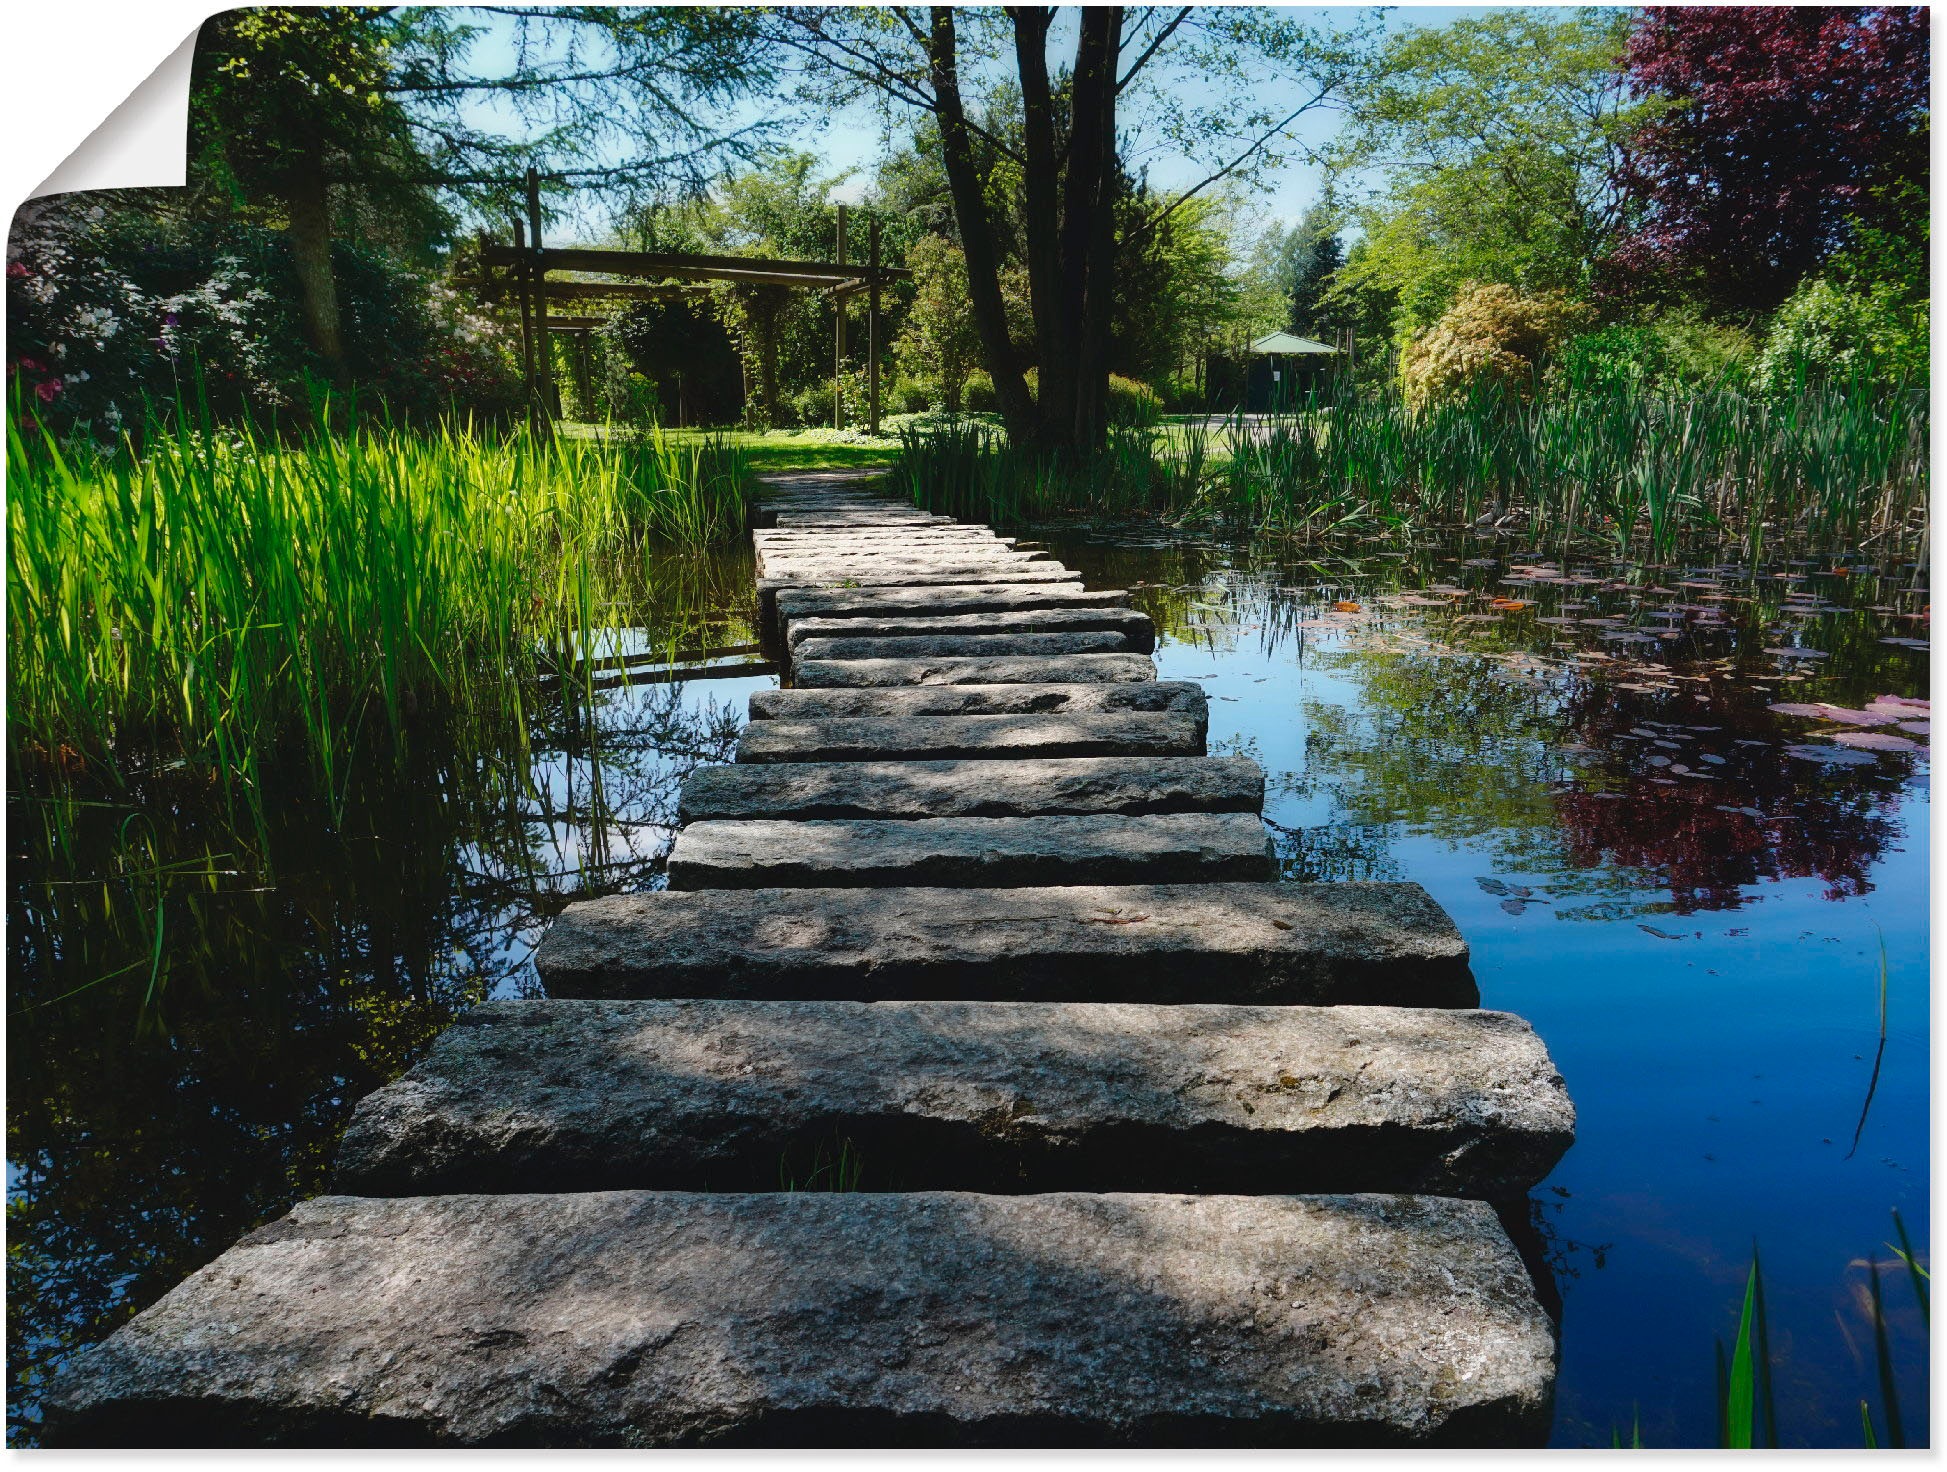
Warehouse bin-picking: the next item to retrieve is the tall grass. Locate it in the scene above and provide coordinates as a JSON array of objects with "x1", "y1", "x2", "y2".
[
  {"x1": 8, "y1": 402, "x2": 749, "y2": 821},
  {"x1": 895, "y1": 377, "x2": 1928, "y2": 559}
]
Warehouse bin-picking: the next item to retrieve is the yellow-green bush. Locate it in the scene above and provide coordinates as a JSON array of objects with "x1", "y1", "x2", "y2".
[{"x1": 1400, "y1": 282, "x2": 1589, "y2": 407}]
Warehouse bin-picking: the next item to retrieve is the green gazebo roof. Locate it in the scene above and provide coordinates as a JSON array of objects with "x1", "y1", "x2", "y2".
[{"x1": 1249, "y1": 332, "x2": 1338, "y2": 355}]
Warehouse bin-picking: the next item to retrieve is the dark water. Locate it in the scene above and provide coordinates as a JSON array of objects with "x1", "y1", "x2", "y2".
[{"x1": 7, "y1": 527, "x2": 1929, "y2": 1447}]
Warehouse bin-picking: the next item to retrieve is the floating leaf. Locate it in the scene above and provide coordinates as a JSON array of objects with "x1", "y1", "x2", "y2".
[
  {"x1": 1830, "y1": 731, "x2": 1921, "y2": 753},
  {"x1": 1784, "y1": 744, "x2": 1879, "y2": 766},
  {"x1": 1765, "y1": 647, "x2": 1830, "y2": 660},
  {"x1": 1333, "y1": 600, "x2": 1362, "y2": 614}
]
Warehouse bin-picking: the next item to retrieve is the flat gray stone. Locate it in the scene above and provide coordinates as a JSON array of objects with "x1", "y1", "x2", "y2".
[
  {"x1": 775, "y1": 584, "x2": 1133, "y2": 621},
  {"x1": 737, "y1": 712, "x2": 1204, "y2": 762},
  {"x1": 45, "y1": 1190, "x2": 1554, "y2": 1446},
  {"x1": 535, "y1": 882, "x2": 1477, "y2": 1007},
  {"x1": 747, "y1": 682, "x2": 1206, "y2": 722},
  {"x1": 678, "y1": 755, "x2": 1255, "y2": 821},
  {"x1": 787, "y1": 608, "x2": 1155, "y2": 653},
  {"x1": 665, "y1": 813, "x2": 1276, "y2": 889},
  {"x1": 794, "y1": 631, "x2": 1137, "y2": 664},
  {"x1": 757, "y1": 550, "x2": 1048, "y2": 574},
  {"x1": 760, "y1": 568, "x2": 1080, "y2": 603},
  {"x1": 794, "y1": 653, "x2": 1158, "y2": 687},
  {"x1": 334, "y1": 998, "x2": 1573, "y2": 1198}
]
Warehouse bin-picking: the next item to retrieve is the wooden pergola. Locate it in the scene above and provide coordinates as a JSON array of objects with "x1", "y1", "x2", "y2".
[{"x1": 467, "y1": 172, "x2": 909, "y2": 435}]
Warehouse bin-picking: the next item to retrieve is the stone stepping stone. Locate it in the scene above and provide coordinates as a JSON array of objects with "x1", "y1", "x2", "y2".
[
  {"x1": 678, "y1": 755, "x2": 1256, "y2": 821},
  {"x1": 769, "y1": 513, "x2": 949, "y2": 527},
  {"x1": 333, "y1": 997, "x2": 1574, "y2": 1198},
  {"x1": 535, "y1": 881, "x2": 1477, "y2": 1006},
  {"x1": 786, "y1": 608, "x2": 1155, "y2": 653},
  {"x1": 44, "y1": 1190, "x2": 1555, "y2": 1447},
  {"x1": 747, "y1": 681, "x2": 1206, "y2": 722},
  {"x1": 664, "y1": 813, "x2": 1276, "y2": 889},
  {"x1": 794, "y1": 653, "x2": 1157, "y2": 687},
  {"x1": 759, "y1": 569, "x2": 1082, "y2": 608},
  {"x1": 793, "y1": 631, "x2": 1138, "y2": 665},
  {"x1": 737, "y1": 712, "x2": 1202, "y2": 763},
  {"x1": 775, "y1": 584, "x2": 1133, "y2": 621}
]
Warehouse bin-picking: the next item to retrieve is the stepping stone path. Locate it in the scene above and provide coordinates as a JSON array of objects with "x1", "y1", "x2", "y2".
[{"x1": 46, "y1": 470, "x2": 1575, "y2": 1447}]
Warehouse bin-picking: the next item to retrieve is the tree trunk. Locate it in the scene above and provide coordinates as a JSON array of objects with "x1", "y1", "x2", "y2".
[
  {"x1": 927, "y1": 7, "x2": 1036, "y2": 442},
  {"x1": 1061, "y1": 8, "x2": 1122, "y2": 453},
  {"x1": 1011, "y1": 9, "x2": 1067, "y2": 444},
  {"x1": 283, "y1": 147, "x2": 348, "y2": 388}
]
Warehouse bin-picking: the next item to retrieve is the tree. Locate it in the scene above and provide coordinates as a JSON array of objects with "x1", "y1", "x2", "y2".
[
  {"x1": 1611, "y1": 6, "x2": 1929, "y2": 316},
  {"x1": 1285, "y1": 204, "x2": 1342, "y2": 338},
  {"x1": 189, "y1": 8, "x2": 780, "y2": 384},
  {"x1": 1325, "y1": 9, "x2": 1638, "y2": 340},
  {"x1": 895, "y1": 235, "x2": 981, "y2": 410},
  {"x1": 771, "y1": 6, "x2": 1378, "y2": 454}
]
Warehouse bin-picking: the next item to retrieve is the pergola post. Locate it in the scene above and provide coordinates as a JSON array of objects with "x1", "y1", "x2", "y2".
[
  {"x1": 511, "y1": 217, "x2": 538, "y2": 433},
  {"x1": 868, "y1": 217, "x2": 881, "y2": 437},
  {"x1": 525, "y1": 168, "x2": 556, "y2": 437},
  {"x1": 833, "y1": 204, "x2": 848, "y2": 431}
]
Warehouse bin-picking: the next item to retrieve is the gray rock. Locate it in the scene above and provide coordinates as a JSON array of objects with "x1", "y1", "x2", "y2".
[
  {"x1": 760, "y1": 568, "x2": 1081, "y2": 609},
  {"x1": 332, "y1": 998, "x2": 1574, "y2": 1197},
  {"x1": 794, "y1": 631, "x2": 1137, "y2": 665},
  {"x1": 678, "y1": 755, "x2": 1255, "y2": 821},
  {"x1": 795, "y1": 653, "x2": 1157, "y2": 687},
  {"x1": 747, "y1": 681, "x2": 1206, "y2": 722},
  {"x1": 757, "y1": 550, "x2": 1048, "y2": 575},
  {"x1": 770, "y1": 513, "x2": 948, "y2": 527},
  {"x1": 44, "y1": 1190, "x2": 1554, "y2": 1447},
  {"x1": 665, "y1": 813, "x2": 1277, "y2": 889},
  {"x1": 775, "y1": 584, "x2": 1133, "y2": 621},
  {"x1": 736, "y1": 712, "x2": 1204, "y2": 762},
  {"x1": 534, "y1": 882, "x2": 1477, "y2": 1007},
  {"x1": 786, "y1": 608, "x2": 1155, "y2": 653}
]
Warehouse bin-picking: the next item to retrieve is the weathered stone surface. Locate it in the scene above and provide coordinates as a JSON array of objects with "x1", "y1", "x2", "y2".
[
  {"x1": 758, "y1": 550, "x2": 1047, "y2": 574},
  {"x1": 794, "y1": 653, "x2": 1158, "y2": 687},
  {"x1": 747, "y1": 681, "x2": 1206, "y2": 722},
  {"x1": 333, "y1": 998, "x2": 1573, "y2": 1197},
  {"x1": 755, "y1": 527, "x2": 1005, "y2": 541},
  {"x1": 44, "y1": 1190, "x2": 1554, "y2": 1447},
  {"x1": 678, "y1": 755, "x2": 1254, "y2": 821},
  {"x1": 775, "y1": 584, "x2": 1132, "y2": 621},
  {"x1": 786, "y1": 608, "x2": 1155, "y2": 653},
  {"x1": 760, "y1": 567, "x2": 1080, "y2": 603},
  {"x1": 737, "y1": 712, "x2": 1204, "y2": 763},
  {"x1": 535, "y1": 882, "x2": 1477, "y2": 1007},
  {"x1": 794, "y1": 631, "x2": 1137, "y2": 665},
  {"x1": 770, "y1": 513, "x2": 948, "y2": 528},
  {"x1": 665, "y1": 813, "x2": 1276, "y2": 889}
]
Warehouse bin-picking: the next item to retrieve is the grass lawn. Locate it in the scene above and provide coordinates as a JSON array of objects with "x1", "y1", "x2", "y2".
[{"x1": 562, "y1": 422, "x2": 899, "y2": 474}]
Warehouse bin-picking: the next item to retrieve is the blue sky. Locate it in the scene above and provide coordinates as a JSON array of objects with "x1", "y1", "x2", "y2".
[{"x1": 457, "y1": 5, "x2": 1526, "y2": 243}]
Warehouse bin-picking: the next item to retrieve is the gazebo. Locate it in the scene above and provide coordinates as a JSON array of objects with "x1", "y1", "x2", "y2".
[{"x1": 1246, "y1": 331, "x2": 1337, "y2": 411}]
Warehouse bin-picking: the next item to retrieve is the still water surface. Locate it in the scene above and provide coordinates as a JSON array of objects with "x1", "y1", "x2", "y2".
[{"x1": 8, "y1": 526, "x2": 1929, "y2": 1446}]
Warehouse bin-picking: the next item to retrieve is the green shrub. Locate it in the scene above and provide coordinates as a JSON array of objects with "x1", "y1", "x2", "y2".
[
  {"x1": 888, "y1": 375, "x2": 936, "y2": 414},
  {"x1": 1756, "y1": 276, "x2": 1927, "y2": 394},
  {"x1": 1108, "y1": 374, "x2": 1163, "y2": 428},
  {"x1": 962, "y1": 369, "x2": 998, "y2": 413}
]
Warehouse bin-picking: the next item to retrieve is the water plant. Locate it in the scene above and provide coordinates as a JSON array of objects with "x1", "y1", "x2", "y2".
[
  {"x1": 8, "y1": 399, "x2": 750, "y2": 828},
  {"x1": 894, "y1": 376, "x2": 1927, "y2": 561}
]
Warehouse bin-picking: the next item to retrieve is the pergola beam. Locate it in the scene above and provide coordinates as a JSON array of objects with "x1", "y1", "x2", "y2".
[{"x1": 480, "y1": 243, "x2": 909, "y2": 286}]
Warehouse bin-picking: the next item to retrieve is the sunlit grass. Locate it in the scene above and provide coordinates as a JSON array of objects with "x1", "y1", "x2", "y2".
[{"x1": 8, "y1": 403, "x2": 750, "y2": 825}]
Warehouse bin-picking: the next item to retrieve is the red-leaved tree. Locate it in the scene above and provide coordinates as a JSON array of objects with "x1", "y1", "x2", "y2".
[{"x1": 1609, "y1": 6, "x2": 1929, "y2": 315}]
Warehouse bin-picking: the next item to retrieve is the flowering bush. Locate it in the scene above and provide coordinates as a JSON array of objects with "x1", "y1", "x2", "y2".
[
  {"x1": 7, "y1": 195, "x2": 522, "y2": 441},
  {"x1": 1400, "y1": 282, "x2": 1589, "y2": 407}
]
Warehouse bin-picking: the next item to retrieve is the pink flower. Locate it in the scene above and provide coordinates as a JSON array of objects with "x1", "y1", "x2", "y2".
[{"x1": 34, "y1": 378, "x2": 61, "y2": 403}]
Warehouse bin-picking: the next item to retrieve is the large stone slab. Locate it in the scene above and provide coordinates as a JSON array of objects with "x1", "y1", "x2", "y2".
[
  {"x1": 44, "y1": 1190, "x2": 1554, "y2": 1447},
  {"x1": 535, "y1": 882, "x2": 1477, "y2": 1007},
  {"x1": 786, "y1": 608, "x2": 1155, "y2": 653},
  {"x1": 794, "y1": 631, "x2": 1138, "y2": 665},
  {"x1": 747, "y1": 682, "x2": 1206, "y2": 722},
  {"x1": 770, "y1": 513, "x2": 948, "y2": 528},
  {"x1": 736, "y1": 712, "x2": 1203, "y2": 762},
  {"x1": 678, "y1": 755, "x2": 1256, "y2": 821},
  {"x1": 760, "y1": 567, "x2": 1081, "y2": 604},
  {"x1": 775, "y1": 584, "x2": 1133, "y2": 621},
  {"x1": 757, "y1": 550, "x2": 1047, "y2": 574},
  {"x1": 333, "y1": 998, "x2": 1573, "y2": 1198},
  {"x1": 793, "y1": 653, "x2": 1158, "y2": 687},
  {"x1": 665, "y1": 813, "x2": 1276, "y2": 889}
]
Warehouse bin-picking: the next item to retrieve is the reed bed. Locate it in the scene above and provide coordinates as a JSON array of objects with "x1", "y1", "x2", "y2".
[
  {"x1": 897, "y1": 379, "x2": 1929, "y2": 560},
  {"x1": 8, "y1": 407, "x2": 750, "y2": 820}
]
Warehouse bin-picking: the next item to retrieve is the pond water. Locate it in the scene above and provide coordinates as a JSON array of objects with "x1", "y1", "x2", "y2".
[{"x1": 7, "y1": 524, "x2": 1929, "y2": 1447}]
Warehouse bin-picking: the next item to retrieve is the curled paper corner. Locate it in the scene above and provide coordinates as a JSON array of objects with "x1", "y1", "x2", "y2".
[{"x1": 33, "y1": 30, "x2": 200, "y2": 201}]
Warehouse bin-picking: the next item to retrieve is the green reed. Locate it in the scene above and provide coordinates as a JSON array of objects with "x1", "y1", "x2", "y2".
[
  {"x1": 894, "y1": 377, "x2": 1927, "y2": 558},
  {"x1": 8, "y1": 402, "x2": 749, "y2": 821}
]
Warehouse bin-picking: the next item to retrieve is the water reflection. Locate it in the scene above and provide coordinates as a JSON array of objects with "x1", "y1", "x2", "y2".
[
  {"x1": 6, "y1": 546, "x2": 765, "y2": 1443},
  {"x1": 1042, "y1": 524, "x2": 1928, "y2": 1449}
]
